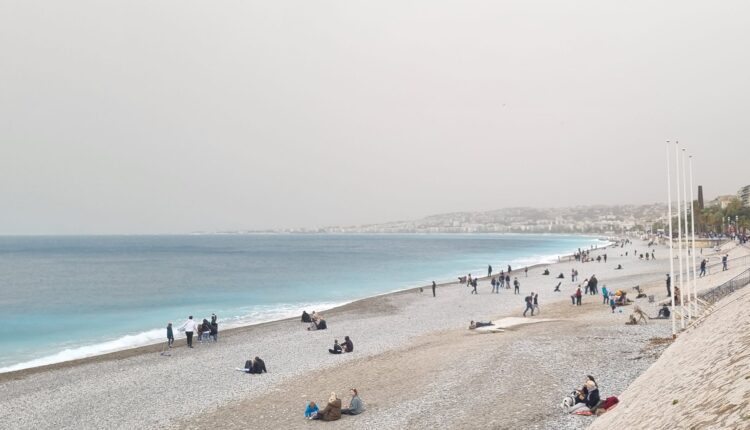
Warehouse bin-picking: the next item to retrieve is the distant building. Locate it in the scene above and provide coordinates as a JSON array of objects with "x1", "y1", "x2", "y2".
[
  {"x1": 707, "y1": 195, "x2": 738, "y2": 209},
  {"x1": 738, "y1": 185, "x2": 750, "y2": 207}
]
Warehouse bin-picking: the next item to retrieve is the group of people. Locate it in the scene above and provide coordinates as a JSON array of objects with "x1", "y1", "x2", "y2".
[
  {"x1": 328, "y1": 336, "x2": 354, "y2": 354},
  {"x1": 305, "y1": 389, "x2": 365, "y2": 421},
  {"x1": 237, "y1": 356, "x2": 267, "y2": 374},
  {"x1": 302, "y1": 310, "x2": 328, "y2": 330},
  {"x1": 170, "y1": 314, "x2": 219, "y2": 348}
]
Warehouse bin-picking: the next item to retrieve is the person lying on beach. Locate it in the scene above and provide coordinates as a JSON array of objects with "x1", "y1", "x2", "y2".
[
  {"x1": 469, "y1": 320, "x2": 493, "y2": 329},
  {"x1": 304, "y1": 401, "x2": 319, "y2": 419},
  {"x1": 342, "y1": 336, "x2": 353, "y2": 353},
  {"x1": 341, "y1": 388, "x2": 365, "y2": 415},
  {"x1": 615, "y1": 264, "x2": 623, "y2": 270},
  {"x1": 311, "y1": 392, "x2": 342, "y2": 421},
  {"x1": 301, "y1": 311, "x2": 312, "y2": 323},
  {"x1": 308, "y1": 319, "x2": 327, "y2": 330},
  {"x1": 329, "y1": 339, "x2": 342, "y2": 354},
  {"x1": 557, "y1": 273, "x2": 565, "y2": 279}
]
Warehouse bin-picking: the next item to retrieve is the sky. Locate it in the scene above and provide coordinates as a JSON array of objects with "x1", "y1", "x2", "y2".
[{"x1": 1, "y1": 1, "x2": 749, "y2": 234}]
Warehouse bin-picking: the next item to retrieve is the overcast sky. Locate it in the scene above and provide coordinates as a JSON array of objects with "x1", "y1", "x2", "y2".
[{"x1": 1, "y1": 1, "x2": 749, "y2": 234}]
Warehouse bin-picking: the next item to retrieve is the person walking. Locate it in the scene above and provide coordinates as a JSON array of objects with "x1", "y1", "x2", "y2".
[
  {"x1": 166, "y1": 322, "x2": 174, "y2": 348},
  {"x1": 505, "y1": 274, "x2": 511, "y2": 289},
  {"x1": 471, "y1": 278, "x2": 478, "y2": 294},
  {"x1": 491, "y1": 277, "x2": 497, "y2": 293},
  {"x1": 513, "y1": 277, "x2": 520, "y2": 294},
  {"x1": 523, "y1": 293, "x2": 534, "y2": 317},
  {"x1": 722, "y1": 254, "x2": 728, "y2": 271},
  {"x1": 665, "y1": 274, "x2": 671, "y2": 298},
  {"x1": 575, "y1": 286, "x2": 582, "y2": 306},
  {"x1": 499, "y1": 270, "x2": 505, "y2": 288},
  {"x1": 432, "y1": 281, "x2": 436, "y2": 297},
  {"x1": 533, "y1": 293, "x2": 540, "y2": 314},
  {"x1": 488, "y1": 265, "x2": 493, "y2": 277},
  {"x1": 699, "y1": 259, "x2": 707, "y2": 277},
  {"x1": 180, "y1": 315, "x2": 197, "y2": 348},
  {"x1": 524, "y1": 267, "x2": 528, "y2": 277}
]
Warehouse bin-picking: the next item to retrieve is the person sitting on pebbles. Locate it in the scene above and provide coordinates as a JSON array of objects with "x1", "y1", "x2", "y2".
[
  {"x1": 311, "y1": 392, "x2": 342, "y2": 421},
  {"x1": 342, "y1": 336, "x2": 353, "y2": 353},
  {"x1": 237, "y1": 356, "x2": 267, "y2": 374},
  {"x1": 341, "y1": 388, "x2": 365, "y2": 415},
  {"x1": 329, "y1": 339, "x2": 343, "y2": 354},
  {"x1": 304, "y1": 401, "x2": 319, "y2": 419},
  {"x1": 567, "y1": 379, "x2": 600, "y2": 414}
]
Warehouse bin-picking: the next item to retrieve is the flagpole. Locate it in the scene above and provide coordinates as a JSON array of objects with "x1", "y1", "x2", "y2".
[
  {"x1": 675, "y1": 141, "x2": 685, "y2": 329},
  {"x1": 689, "y1": 155, "x2": 698, "y2": 320},
  {"x1": 681, "y1": 148, "x2": 691, "y2": 321},
  {"x1": 666, "y1": 140, "x2": 676, "y2": 336}
]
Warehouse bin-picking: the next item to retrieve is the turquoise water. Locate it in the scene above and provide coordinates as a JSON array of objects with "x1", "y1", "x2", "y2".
[{"x1": 0, "y1": 234, "x2": 604, "y2": 371}]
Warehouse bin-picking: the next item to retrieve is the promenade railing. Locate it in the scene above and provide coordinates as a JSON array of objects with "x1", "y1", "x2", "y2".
[{"x1": 698, "y1": 268, "x2": 750, "y2": 305}]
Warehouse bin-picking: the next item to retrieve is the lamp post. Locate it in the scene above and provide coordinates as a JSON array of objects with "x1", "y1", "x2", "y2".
[{"x1": 666, "y1": 140, "x2": 676, "y2": 336}]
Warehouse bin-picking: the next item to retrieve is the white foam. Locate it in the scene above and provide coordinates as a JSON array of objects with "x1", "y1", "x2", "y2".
[
  {"x1": 0, "y1": 300, "x2": 349, "y2": 374},
  {"x1": 0, "y1": 328, "x2": 165, "y2": 373}
]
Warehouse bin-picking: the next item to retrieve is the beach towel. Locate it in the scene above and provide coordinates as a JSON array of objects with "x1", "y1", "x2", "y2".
[
  {"x1": 474, "y1": 326, "x2": 505, "y2": 333},
  {"x1": 574, "y1": 410, "x2": 593, "y2": 416}
]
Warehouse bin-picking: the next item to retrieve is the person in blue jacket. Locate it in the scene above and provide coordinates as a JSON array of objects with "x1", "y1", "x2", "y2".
[{"x1": 305, "y1": 401, "x2": 319, "y2": 419}]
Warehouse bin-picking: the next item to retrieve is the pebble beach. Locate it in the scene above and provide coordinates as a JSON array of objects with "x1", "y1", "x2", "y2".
[{"x1": 1, "y1": 239, "x2": 746, "y2": 429}]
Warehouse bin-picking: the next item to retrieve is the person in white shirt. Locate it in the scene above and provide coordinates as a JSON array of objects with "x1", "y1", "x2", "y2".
[{"x1": 180, "y1": 316, "x2": 197, "y2": 348}]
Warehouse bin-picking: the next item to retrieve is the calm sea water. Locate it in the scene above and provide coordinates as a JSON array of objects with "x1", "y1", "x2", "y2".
[{"x1": 0, "y1": 234, "x2": 604, "y2": 371}]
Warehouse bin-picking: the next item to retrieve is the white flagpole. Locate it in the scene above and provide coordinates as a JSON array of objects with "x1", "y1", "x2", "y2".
[
  {"x1": 666, "y1": 141, "x2": 676, "y2": 336},
  {"x1": 675, "y1": 141, "x2": 685, "y2": 329},
  {"x1": 689, "y1": 155, "x2": 698, "y2": 320},
  {"x1": 681, "y1": 148, "x2": 691, "y2": 321}
]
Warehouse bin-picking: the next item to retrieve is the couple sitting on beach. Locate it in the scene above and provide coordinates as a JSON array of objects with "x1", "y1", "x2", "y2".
[
  {"x1": 303, "y1": 311, "x2": 328, "y2": 330},
  {"x1": 236, "y1": 356, "x2": 267, "y2": 374},
  {"x1": 305, "y1": 389, "x2": 364, "y2": 421},
  {"x1": 564, "y1": 375, "x2": 619, "y2": 416},
  {"x1": 329, "y1": 336, "x2": 353, "y2": 354}
]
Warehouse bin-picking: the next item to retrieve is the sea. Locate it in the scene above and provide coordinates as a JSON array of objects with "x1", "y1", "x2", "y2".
[{"x1": 0, "y1": 233, "x2": 606, "y2": 372}]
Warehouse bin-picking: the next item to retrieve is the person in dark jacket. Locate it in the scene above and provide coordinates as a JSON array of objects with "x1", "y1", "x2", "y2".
[
  {"x1": 329, "y1": 339, "x2": 342, "y2": 354},
  {"x1": 210, "y1": 321, "x2": 218, "y2": 342},
  {"x1": 431, "y1": 281, "x2": 436, "y2": 297},
  {"x1": 166, "y1": 322, "x2": 174, "y2": 347},
  {"x1": 244, "y1": 356, "x2": 267, "y2": 374},
  {"x1": 342, "y1": 336, "x2": 353, "y2": 353},
  {"x1": 568, "y1": 379, "x2": 599, "y2": 413},
  {"x1": 301, "y1": 311, "x2": 312, "y2": 323},
  {"x1": 312, "y1": 393, "x2": 342, "y2": 421}
]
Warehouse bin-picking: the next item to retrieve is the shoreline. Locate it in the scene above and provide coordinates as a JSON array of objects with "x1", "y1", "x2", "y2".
[{"x1": 0, "y1": 237, "x2": 610, "y2": 377}]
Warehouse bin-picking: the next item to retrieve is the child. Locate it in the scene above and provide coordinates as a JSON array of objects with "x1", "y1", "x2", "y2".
[
  {"x1": 609, "y1": 293, "x2": 616, "y2": 313},
  {"x1": 305, "y1": 401, "x2": 319, "y2": 419}
]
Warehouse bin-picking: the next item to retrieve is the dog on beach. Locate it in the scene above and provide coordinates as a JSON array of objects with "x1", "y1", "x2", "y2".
[{"x1": 561, "y1": 390, "x2": 580, "y2": 410}]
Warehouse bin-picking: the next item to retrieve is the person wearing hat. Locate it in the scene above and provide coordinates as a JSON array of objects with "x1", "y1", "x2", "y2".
[{"x1": 311, "y1": 392, "x2": 342, "y2": 421}]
